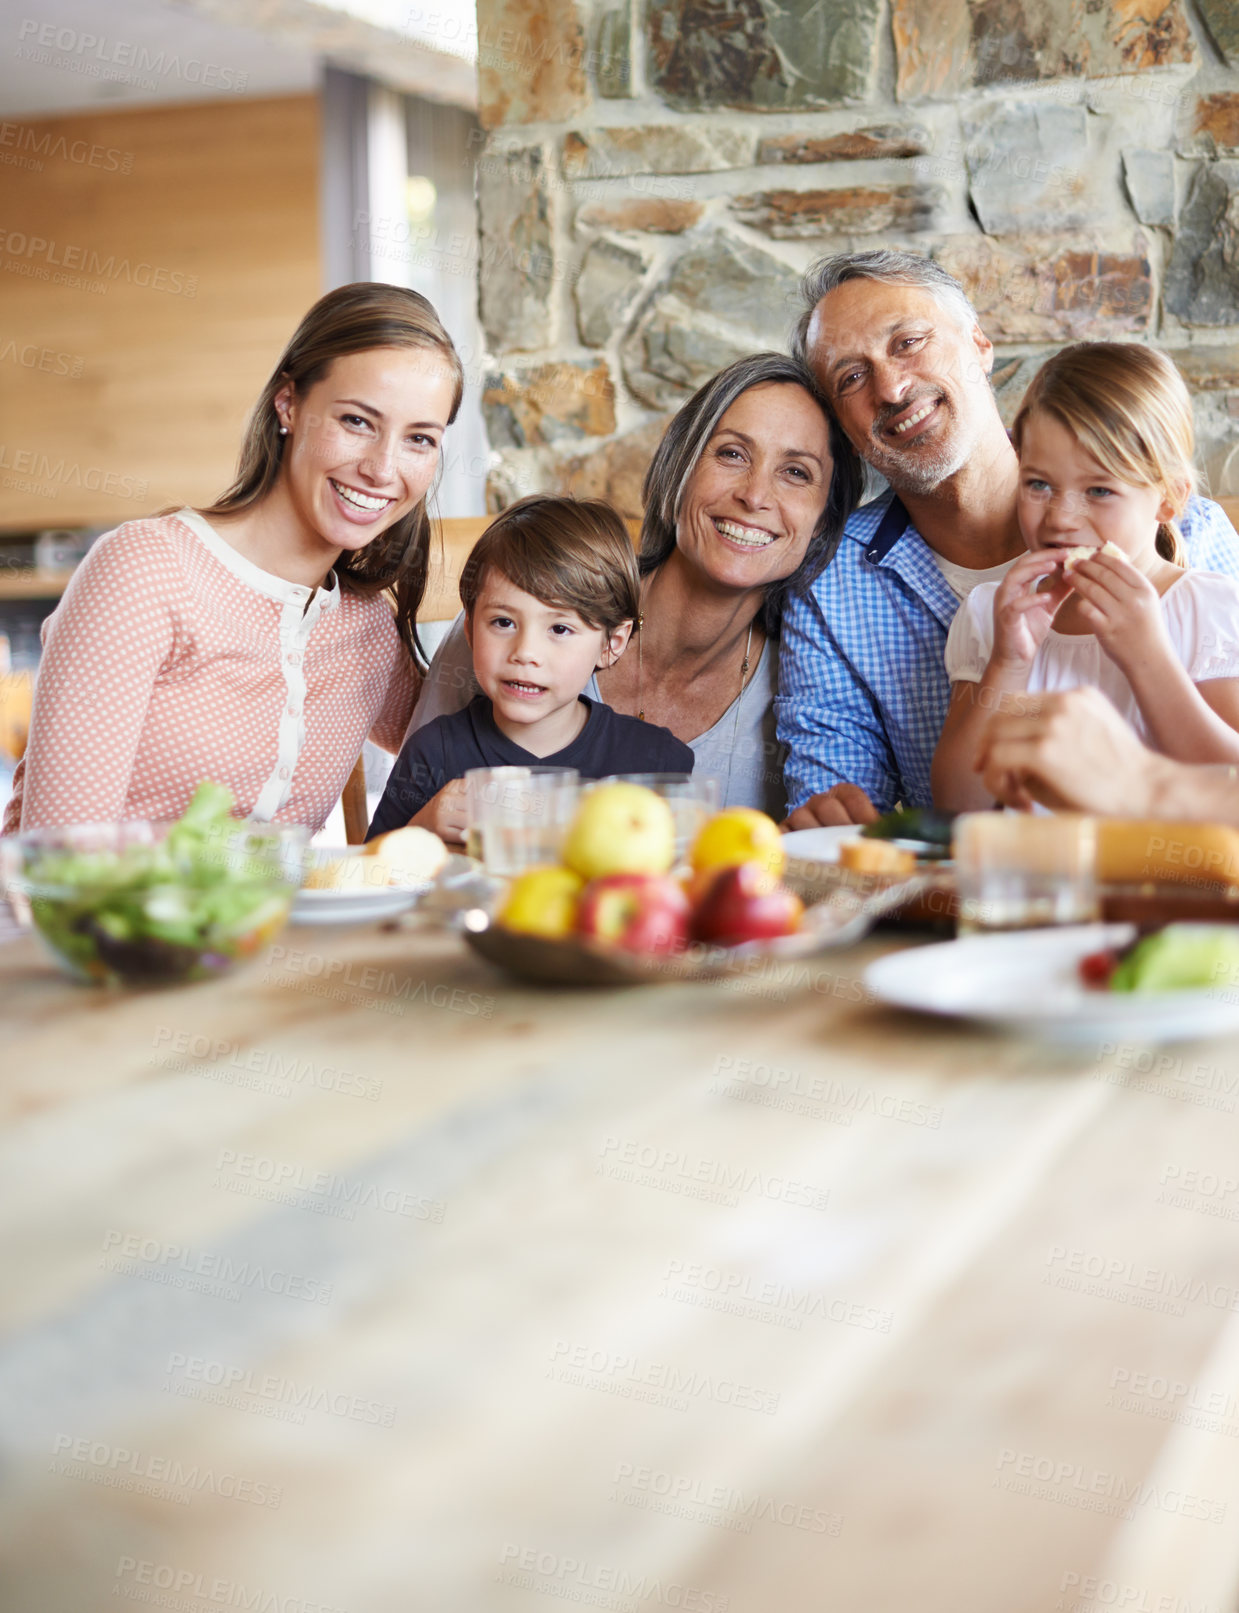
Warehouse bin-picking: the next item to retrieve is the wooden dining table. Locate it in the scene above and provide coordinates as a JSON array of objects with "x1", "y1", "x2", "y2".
[{"x1": 3, "y1": 906, "x2": 1239, "y2": 1613}]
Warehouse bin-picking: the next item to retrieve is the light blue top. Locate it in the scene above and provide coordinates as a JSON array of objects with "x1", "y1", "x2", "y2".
[
  {"x1": 776, "y1": 491, "x2": 1239, "y2": 814},
  {"x1": 409, "y1": 613, "x2": 788, "y2": 818}
]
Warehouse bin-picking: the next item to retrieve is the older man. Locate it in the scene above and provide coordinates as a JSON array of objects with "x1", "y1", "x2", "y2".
[{"x1": 776, "y1": 250, "x2": 1239, "y2": 826}]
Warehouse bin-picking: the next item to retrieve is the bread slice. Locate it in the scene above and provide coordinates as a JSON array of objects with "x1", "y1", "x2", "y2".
[
  {"x1": 1097, "y1": 820, "x2": 1239, "y2": 891},
  {"x1": 838, "y1": 839, "x2": 917, "y2": 876},
  {"x1": 304, "y1": 828, "x2": 449, "y2": 891},
  {"x1": 365, "y1": 825, "x2": 449, "y2": 885},
  {"x1": 1061, "y1": 540, "x2": 1125, "y2": 573}
]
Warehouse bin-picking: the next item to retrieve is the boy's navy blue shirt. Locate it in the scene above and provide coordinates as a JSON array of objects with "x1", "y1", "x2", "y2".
[{"x1": 366, "y1": 694, "x2": 694, "y2": 839}]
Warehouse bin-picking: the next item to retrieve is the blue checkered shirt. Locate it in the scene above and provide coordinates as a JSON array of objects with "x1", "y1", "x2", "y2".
[{"x1": 777, "y1": 491, "x2": 1239, "y2": 814}]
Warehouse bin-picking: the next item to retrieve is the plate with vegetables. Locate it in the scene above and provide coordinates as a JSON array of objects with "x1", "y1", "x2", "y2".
[{"x1": 865, "y1": 923, "x2": 1239, "y2": 1045}]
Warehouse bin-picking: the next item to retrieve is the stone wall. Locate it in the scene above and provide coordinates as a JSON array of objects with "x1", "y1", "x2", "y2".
[{"x1": 472, "y1": 0, "x2": 1239, "y2": 514}]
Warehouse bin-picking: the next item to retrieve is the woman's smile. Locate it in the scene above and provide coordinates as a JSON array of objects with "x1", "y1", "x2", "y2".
[
  {"x1": 276, "y1": 346, "x2": 457, "y2": 565},
  {"x1": 678, "y1": 382, "x2": 833, "y2": 589},
  {"x1": 713, "y1": 516, "x2": 778, "y2": 549},
  {"x1": 327, "y1": 479, "x2": 396, "y2": 520}
]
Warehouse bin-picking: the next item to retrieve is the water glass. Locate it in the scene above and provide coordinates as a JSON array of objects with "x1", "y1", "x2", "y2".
[
  {"x1": 595, "y1": 772, "x2": 721, "y2": 867},
  {"x1": 955, "y1": 811, "x2": 1098, "y2": 934},
  {"x1": 464, "y1": 767, "x2": 579, "y2": 876}
]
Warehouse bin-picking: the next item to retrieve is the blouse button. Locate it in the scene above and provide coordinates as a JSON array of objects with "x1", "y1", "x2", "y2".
[
  {"x1": 278, "y1": 766, "x2": 291, "y2": 781},
  {"x1": 286, "y1": 652, "x2": 300, "y2": 666}
]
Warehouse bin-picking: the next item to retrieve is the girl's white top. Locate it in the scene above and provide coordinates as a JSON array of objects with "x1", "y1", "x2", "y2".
[
  {"x1": 945, "y1": 569, "x2": 1239, "y2": 744},
  {"x1": 411, "y1": 613, "x2": 787, "y2": 816}
]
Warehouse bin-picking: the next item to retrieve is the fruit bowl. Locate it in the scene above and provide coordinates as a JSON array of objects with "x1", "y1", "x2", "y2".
[
  {"x1": 5, "y1": 817, "x2": 306, "y2": 987},
  {"x1": 461, "y1": 875, "x2": 927, "y2": 986},
  {"x1": 452, "y1": 785, "x2": 935, "y2": 985}
]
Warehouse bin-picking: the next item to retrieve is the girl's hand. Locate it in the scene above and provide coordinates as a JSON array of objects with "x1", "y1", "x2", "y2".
[
  {"x1": 1068, "y1": 550, "x2": 1170, "y2": 672},
  {"x1": 409, "y1": 778, "x2": 469, "y2": 844},
  {"x1": 990, "y1": 549, "x2": 1074, "y2": 669}
]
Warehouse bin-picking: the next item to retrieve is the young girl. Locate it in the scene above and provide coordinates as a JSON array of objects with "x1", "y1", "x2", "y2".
[{"x1": 932, "y1": 342, "x2": 1239, "y2": 811}]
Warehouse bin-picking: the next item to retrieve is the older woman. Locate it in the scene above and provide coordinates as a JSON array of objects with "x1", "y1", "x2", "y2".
[
  {"x1": 5, "y1": 283, "x2": 463, "y2": 834},
  {"x1": 410, "y1": 352, "x2": 862, "y2": 817}
]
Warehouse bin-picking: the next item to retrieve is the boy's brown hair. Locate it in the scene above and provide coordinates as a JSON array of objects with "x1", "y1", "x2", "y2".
[{"x1": 459, "y1": 496, "x2": 639, "y2": 634}]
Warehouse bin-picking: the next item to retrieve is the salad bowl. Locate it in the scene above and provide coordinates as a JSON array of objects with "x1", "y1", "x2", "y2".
[{"x1": 4, "y1": 784, "x2": 307, "y2": 986}]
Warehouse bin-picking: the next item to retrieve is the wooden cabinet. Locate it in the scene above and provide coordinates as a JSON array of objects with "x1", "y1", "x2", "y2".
[{"x1": 0, "y1": 94, "x2": 321, "y2": 531}]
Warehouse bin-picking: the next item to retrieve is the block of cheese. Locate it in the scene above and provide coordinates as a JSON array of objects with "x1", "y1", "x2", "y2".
[{"x1": 1096, "y1": 820, "x2": 1239, "y2": 890}]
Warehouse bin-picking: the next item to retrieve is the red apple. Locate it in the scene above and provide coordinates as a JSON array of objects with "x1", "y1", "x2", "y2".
[
  {"x1": 577, "y1": 873, "x2": 691, "y2": 956},
  {"x1": 692, "y1": 862, "x2": 803, "y2": 946}
]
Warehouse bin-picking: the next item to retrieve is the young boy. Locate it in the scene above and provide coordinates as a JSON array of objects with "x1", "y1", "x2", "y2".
[{"x1": 366, "y1": 496, "x2": 693, "y2": 842}]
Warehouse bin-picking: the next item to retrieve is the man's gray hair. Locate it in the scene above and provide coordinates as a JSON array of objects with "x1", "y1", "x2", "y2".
[{"x1": 790, "y1": 250, "x2": 980, "y2": 367}]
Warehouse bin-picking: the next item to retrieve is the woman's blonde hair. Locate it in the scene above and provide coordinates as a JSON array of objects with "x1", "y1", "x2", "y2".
[
  {"x1": 1011, "y1": 342, "x2": 1195, "y2": 566},
  {"x1": 204, "y1": 282, "x2": 464, "y2": 660}
]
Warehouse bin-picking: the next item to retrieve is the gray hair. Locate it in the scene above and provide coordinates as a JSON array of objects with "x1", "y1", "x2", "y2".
[
  {"x1": 639, "y1": 351, "x2": 864, "y2": 638},
  {"x1": 790, "y1": 250, "x2": 980, "y2": 368}
]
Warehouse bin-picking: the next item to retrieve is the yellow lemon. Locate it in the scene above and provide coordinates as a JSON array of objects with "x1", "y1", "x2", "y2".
[
  {"x1": 690, "y1": 807, "x2": 786, "y2": 879},
  {"x1": 498, "y1": 866, "x2": 584, "y2": 938}
]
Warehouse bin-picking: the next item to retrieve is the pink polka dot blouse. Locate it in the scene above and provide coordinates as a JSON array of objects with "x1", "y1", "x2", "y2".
[{"x1": 4, "y1": 509, "x2": 417, "y2": 834}]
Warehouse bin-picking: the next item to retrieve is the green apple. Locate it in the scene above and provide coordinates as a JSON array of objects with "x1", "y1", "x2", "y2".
[{"x1": 562, "y1": 783, "x2": 676, "y2": 879}]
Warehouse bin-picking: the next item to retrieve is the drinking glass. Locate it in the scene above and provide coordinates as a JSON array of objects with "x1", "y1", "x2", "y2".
[
  {"x1": 464, "y1": 767, "x2": 579, "y2": 876},
  {"x1": 955, "y1": 811, "x2": 1098, "y2": 934},
  {"x1": 594, "y1": 772, "x2": 721, "y2": 867}
]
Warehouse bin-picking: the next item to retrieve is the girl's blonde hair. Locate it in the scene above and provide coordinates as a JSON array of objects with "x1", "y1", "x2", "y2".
[
  {"x1": 204, "y1": 282, "x2": 464, "y2": 662},
  {"x1": 1011, "y1": 342, "x2": 1195, "y2": 566}
]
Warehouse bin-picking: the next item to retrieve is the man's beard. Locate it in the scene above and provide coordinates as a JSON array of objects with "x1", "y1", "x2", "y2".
[{"x1": 865, "y1": 395, "x2": 971, "y2": 495}]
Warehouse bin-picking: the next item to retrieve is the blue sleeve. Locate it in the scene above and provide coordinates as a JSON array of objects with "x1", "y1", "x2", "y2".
[
  {"x1": 365, "y1": 723, "x2": 448, "y2": 839},
  {"x1": 1181, "y1": 497, "x2": 1239, "y2": 577},
  {"x1": 775, "y1": 580, "x2": 900, "y2": 814}
]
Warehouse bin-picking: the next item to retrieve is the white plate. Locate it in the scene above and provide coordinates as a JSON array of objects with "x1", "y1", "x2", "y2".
[
  {"x1": 865, "y1": 923, "x2": 1239, "y2": 1045},
  {"x1": 782, "y1": 825, "x2": 865, "y2": 863},
  {"x1": 290, "y1": 883, "x2": 428, "y2": 926}
]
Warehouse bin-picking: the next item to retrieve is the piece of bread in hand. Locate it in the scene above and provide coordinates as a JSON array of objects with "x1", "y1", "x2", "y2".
[{"x1": 1061, "y1": 540, "x2": 1125, "y2": 573}]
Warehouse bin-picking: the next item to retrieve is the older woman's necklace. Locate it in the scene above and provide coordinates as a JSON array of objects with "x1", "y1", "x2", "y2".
[{"x1": 635, "y1": 611, "x2": 754, "y2": 723}]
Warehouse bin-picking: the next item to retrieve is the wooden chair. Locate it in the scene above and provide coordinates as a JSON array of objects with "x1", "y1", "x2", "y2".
[{"x1": 0, "y1": 670, "x2": 33, "y2": 766}]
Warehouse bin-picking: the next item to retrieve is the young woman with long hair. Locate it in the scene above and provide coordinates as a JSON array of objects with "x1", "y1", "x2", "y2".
[{"x1": 5, "y1": 283, "x2": 463, "y2": 833}]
